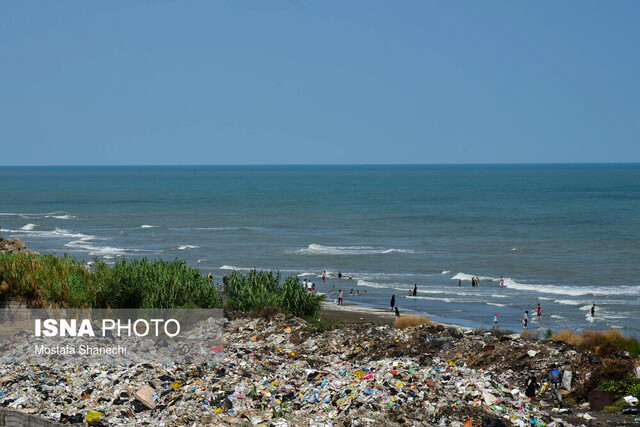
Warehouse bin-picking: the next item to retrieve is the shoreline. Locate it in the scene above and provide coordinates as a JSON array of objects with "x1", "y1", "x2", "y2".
[{"x1": 320, "y1": 300, "x2": 476, "y2": 333}]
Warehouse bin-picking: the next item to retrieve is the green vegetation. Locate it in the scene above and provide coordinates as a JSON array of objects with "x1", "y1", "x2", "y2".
[
  {"x1": 544, "y1": 328, "x2": 553, "y2": 339},
  {"x1": 0, "y1": 253, "x2": 322, "y2": 318},
  {"x1": 598, "y1": 376, "x2": 640, "y2": 400},
  {"x1": 0, "y1": 253, "x2": 221, "y2": 308},
  {"x1": 225, "y1": 269, "x2": 323, "y2": 318}
]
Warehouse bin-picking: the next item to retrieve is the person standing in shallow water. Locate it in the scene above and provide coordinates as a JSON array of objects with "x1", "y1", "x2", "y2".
[
  {"x1": 591, "y1": 304, "x2": 596, "y2": 317},
  {"x1": 523, "y1": 310, "x2": 529, "y2": 328},
  {"x1": 338, "y1": 290, "x2": 343, "y2": 306},
  {"x1": 537, "y1": 303, "x2": 542, "y2": 319},
  {"x1": 412, "y1": 284, "x2": 417, "y2": 296},
  {"x1": 390, "y1": 294, "x2": 396, "y2": 309}
]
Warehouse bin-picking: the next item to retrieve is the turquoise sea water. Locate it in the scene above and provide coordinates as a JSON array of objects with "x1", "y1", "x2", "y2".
[{"x1": 1, "y1": 165, "x2": 639, "y2": 335}]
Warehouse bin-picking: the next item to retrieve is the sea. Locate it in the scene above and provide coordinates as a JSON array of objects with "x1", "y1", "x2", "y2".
[{"x1": 1, "y1": 165, "x2": 639, "y2": 336}]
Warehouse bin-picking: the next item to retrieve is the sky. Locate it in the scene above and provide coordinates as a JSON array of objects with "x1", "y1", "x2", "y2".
[{"x1": 1, "y1": 1, "x2": 639, "y2": 166}]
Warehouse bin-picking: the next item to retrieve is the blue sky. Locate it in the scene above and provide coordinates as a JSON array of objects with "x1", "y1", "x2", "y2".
[{"x1": 1, "y1": 1, "x2": 639, "y2": 165}]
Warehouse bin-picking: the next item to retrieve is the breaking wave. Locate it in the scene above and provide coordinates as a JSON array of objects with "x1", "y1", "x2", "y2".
[{"x1": 292, "y1": 244, "x2": 416, "y2": 256}]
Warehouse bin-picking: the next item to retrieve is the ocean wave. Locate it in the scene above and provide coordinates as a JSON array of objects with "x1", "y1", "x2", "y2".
[
  {"x1": 292, "y1": 244, "x2": 416, "y2": 256},
  {"x1": 45, "y1": 215, "x2": 75, "y2": 220},
  {"x1": 219, "y1": 265, "x2": 255, "y2": 272},
  {"x1": 555, "y1": 299, "x2": 584, "y2": 306},
  {"x1": 356, "y1": 280, "x2": 406, "y2": 292},
  {"x1": 441, "y1": 270, "x2": 450, "y2": 274},
  {"x1": 177, "y1": 245, "x2": 199, "y2": 250},
  {"x1": 65, "y1": 238, "x2": 154, "y2": 257},
  {"x1": 5, "y1": 227, "x2": 93, "y2": 240},
  {"x1": 21, "y1": 223, "x2": 37, "y2": 230},
  {"x1": 169, "y1": 226, "x2": 261, "y2": 231},
  {"x1": 452, "y1": 272, "x2": 640, "y2": 297},
  {"x1": 140, "y1": 225, "x2": 157, "y2": 229},
  {"x1": 0, "y1": 212, "x2": 42, "y2": 218},
  {"x1": 487, "y1": 302, "x2": 506, "y2": 307},
  {"x1": 297, "y1": 272, "x2": 316, "y2": 277}
]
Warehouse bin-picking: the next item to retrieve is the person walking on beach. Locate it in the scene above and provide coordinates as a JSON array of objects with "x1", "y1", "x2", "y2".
[
  {"x1": 394, "y1": 306, "x2": 400, "y2": 319},
  {"x1": 493, "y1": 313, "x2": 499, "y2": 329},
  {"x1": 525, "y1": 370, "x2": 539, "y2": 403},
  {"x1": 412, "y1": 284, "x2": 417, "y2": 296},
  {"x1": 591, "y1": 304, "x2": 596, "y2": 317},
  {"x1": 390, "y1": 294, "x2": 396, "y2": 310},
  {"x1": 523, "y1": 310, "x2": 529, "y2": 328},
  {"x1": 338, "y1": 290, "x2": 343, "y2": 306}
]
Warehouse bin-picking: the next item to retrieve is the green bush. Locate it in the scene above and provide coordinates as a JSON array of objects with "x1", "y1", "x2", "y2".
[
  {"x1": 225, "y1": 269, "x2": 323, "y2": 318},
  {"x1": 598, "y1": 376, "x2": 640, "y2": 400}
]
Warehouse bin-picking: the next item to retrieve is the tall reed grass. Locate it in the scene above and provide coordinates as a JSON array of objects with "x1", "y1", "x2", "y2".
[
  {"x1": 0, "y1": 253, "x2": 221, "y2": 309},
  {"x1": 552, "y1": 329, "x2": 640, "y2": 358},
  {"x1": 225, "y1": 269, "x2": 323, "y2": 318}
]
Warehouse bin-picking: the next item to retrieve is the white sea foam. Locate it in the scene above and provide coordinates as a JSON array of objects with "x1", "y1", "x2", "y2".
[
  {"x1": 297, "y1": 272, "x2": 316, "y2": 277},
  {"x1": 441, "y1": 270, "x2": 450, "y2": 275},
  {"x1": 452, "y1": 272, "x2": 640, "y2": 297},
  {"x1": 65, "y1": 236, "x2": 154, "y2": 257},
  {"x1": 169, "y1": 226, "x2": 261, "y2": 231},
  {"x1": 21, "y1": 223, "x2": 37, "y2": 230},
  {"x1": 197, "y1": 259, "x2": 207, "y2": 263},
  {"x1": 177, "y1": 245, "x2": 199, "y2": 250},
  {"x1": 550, "y1": 315, "x2": 564, "y2": 319},
  {"x1": 555, "y1": 299, "x2": 584, "y2": 306},
  {"x1": 487, "y1": 303, "x2": 506, "y2": 307},
  {"x1": 292, "y1": 244, "x2": 415, "y2": 256},
  {"x1": 141, "y1": 225, "x2": 157, "y2": 229},
  {"x1": 381, "y1": 248, "x2": 416, "y2": 254},
  {"x1": 45, "y1": 215, "x2": 75, "y2": 220},
  {"x1": 356, "y1": 280, "x2": 406, "y2": 292},
  {"x1": 219, "y1": 265, "x2": 252, "y2": 272}
]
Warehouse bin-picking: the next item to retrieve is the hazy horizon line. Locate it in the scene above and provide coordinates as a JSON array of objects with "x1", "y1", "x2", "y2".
[{"x1": 2, "y1": 162, "x2": 640, "y2": 168}]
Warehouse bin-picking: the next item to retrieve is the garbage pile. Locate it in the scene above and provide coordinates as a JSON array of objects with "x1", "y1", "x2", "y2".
[{"x1": 1, "y1": 312, "x2": 638, "y2": 426}]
